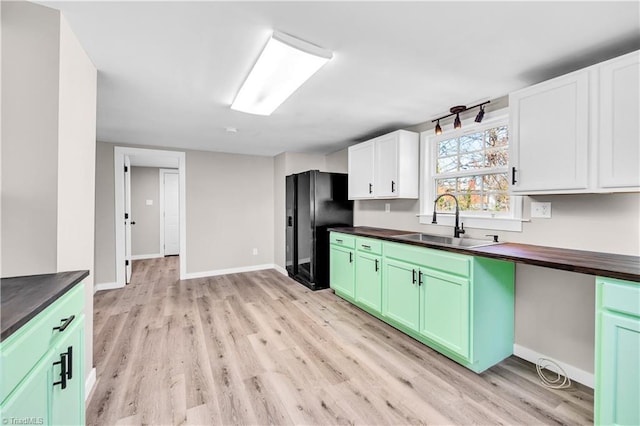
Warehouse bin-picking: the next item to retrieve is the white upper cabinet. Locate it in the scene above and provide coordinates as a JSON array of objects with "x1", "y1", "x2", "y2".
[
  {"x1": 374, "y1": 133, "x2": 400, "y2": 197},
  {"x1": 348, "y1": 141, "x2": 375, "y2": 198},
  {"x1": 509, "y1": 50, "x2": 639, "y2": 195},
  {"x1": 348, "y1": 130, "x2": 419, "y2": 200},
  {"x1": 510, "y1": 71, "x2": 590, "y2": 193},
  {"x1": 598, "y1": 51, "x2": 640, "y2": 189}
]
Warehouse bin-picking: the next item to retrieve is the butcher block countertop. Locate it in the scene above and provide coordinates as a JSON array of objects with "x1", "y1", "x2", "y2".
[
  {"x1": 330, "y1": 227, "x2": 640, "y2": 282},
  {"x1": 0, "y1": 270, "x2": 89, "y2": 342}
]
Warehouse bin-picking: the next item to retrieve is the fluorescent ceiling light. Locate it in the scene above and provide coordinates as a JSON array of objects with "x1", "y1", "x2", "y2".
[{"x1": 231, "y1": 31, "x2": 333, "y2": 116}]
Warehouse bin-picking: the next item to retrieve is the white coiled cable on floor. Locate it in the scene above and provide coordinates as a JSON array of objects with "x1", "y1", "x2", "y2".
[{"x1": 536, "y1": 357, "x2": 572, "y2": 389}]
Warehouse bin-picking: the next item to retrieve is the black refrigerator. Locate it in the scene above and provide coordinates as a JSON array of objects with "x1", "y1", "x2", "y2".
[{"x1": 286, "y1": 170, "x2": 353, "y2": 290}]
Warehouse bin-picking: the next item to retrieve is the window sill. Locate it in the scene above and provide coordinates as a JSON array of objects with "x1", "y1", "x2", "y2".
[{"x1": 418, "y1": 213, "x2": 524, "y2": 232}]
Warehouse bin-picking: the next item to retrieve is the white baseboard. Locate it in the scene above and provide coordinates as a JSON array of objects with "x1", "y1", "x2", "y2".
[
  {"x1": 131, "y1": 253, "x2": 163, "y2": 260},
  {"x1": 95, "y1": 281, "x2": 124, "y2": 292},
  {"x1": 513, "y1": 343, "x2": 594, "y2": 388},
  {"x1": 183, "y1": 263, "x2": 279, "y2": 280},
  {"x1": 85, "y1": 367, "x2": 97, "y2": 402},
  {"x1": 273, "y1": 264, "x2": 288, "y2": 276}
]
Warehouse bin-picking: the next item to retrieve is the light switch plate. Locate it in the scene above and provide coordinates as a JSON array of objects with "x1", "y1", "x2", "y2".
[
  {"x1": 531, "y1": 202, "x2": 551, "y2": 218},
  {"x1": 146, "y1": 199, "x2": 153, "y2": 206},
  {"x1": 385, "y1": 203, "x2": 390, "y2": 213}
]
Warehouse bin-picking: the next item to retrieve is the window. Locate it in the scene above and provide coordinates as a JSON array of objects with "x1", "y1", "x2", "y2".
[{"x1": 420, "y1": 112, "x2": 522, "y2": 231}]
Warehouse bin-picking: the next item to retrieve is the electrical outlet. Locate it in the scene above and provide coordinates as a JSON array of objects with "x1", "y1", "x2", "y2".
[
  {"x1": 252, "y1": 248, "x2": 258, "y2": 255},
  {"x1": 385, "y1": 203, "x2": 390, "y2": 213},
  {"x1": 531, "y1": 202, "x2": 552, "y2": 218}
]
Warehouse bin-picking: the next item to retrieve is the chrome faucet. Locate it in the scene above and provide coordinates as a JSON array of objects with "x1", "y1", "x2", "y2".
[{"x1": 432, "y1": 193, "x2": 465, "y2": 238}]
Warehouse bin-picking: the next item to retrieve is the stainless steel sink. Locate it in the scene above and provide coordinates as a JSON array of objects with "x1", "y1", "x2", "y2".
[{"x1": 393, "y1": 233, "x2": 499, "y2": 249}]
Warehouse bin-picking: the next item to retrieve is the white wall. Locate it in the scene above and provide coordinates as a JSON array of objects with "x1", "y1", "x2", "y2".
[
  {"x1": 325, "y1": 148, "x2": 349, "y2": 173},
  {"x1": 94, "y1": 142, "x2": 117, "y2": 284},
  {"x1": 1, "y1": 1, "x2": 60, "y2": 276},
  {"x1": 273, "y1": 153, "x2": 287, "y2": 270},
  {"x1": 185, "y1": 150, "x2": 274, "y2": 274},
  {"x1": 56, "y1": 14, "x2": 97, "y2": 388},
  {"x1": 130, "y1": 167, "x2": 161, "y2": 257},
  {"x1": 1, "y1": 1, "x2": 97, "y2": 388}
]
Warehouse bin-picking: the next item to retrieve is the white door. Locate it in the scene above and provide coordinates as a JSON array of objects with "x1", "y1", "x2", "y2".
[
  {"x1": 124, "y1": 156, "x2": 132, "y2": 283},
  {"x1": 163, "y1": 171, "x2": 180, "y2": 256}
]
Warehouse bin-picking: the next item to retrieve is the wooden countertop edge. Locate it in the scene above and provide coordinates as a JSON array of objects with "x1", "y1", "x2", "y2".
[
  {"x1": 0, "y1": 270, "x2": 90, "y2": 342},
  {"x1": 329, "y1": 227, "x2": 640, "y2": 283}
]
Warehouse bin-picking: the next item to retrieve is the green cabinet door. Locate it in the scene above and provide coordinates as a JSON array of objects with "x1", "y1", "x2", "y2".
[
  {"x1": 50, "y1": 317, "x2": 85, "y2": 426},
  {"x1": 0, "y1": 352, "x2": 50, "y2": 425},
  {"x1": 382, "y1": 258, "x2": 419, "y2": 332},
  {"x1": 330, "y1": 246, "x2": 355, "y2": 298},
  {"x1": 419, "y1": 269, "x2": 470, "y2": 359},
  {"x1": 355, "y1": 252, "x2": 382, "y2": 313},
  {"x1": 596, "y1": 312, "x2": 640, "y2": 426}
]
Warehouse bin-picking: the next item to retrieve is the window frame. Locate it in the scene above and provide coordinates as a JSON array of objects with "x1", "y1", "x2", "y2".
[{"x1": 419, "y1": 109, "x2": 523, "y2": 232}]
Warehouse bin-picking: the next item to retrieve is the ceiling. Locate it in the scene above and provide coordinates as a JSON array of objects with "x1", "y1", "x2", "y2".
[{"x1": 42, "y1": 1, "x2": 639, "y2": 157}]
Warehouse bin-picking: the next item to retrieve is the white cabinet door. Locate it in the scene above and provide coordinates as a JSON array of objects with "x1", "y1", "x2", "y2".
[
  {"x1": 375, "y1": 133, "x2": 399, "y2": 197},
  {"x1": 509, "y1": 71, "x2": 590, "y2": 193},
  {"x1": 348, "y1": 141, "x2": 375, "y2": 199},
  {"x1": 598, "y1": 51, "x2": 640, "y2": 190}
]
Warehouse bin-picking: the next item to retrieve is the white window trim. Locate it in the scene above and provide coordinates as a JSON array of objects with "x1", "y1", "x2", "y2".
[{"x1": 419, "y1": 108, "x2": 523, "y2": 232}]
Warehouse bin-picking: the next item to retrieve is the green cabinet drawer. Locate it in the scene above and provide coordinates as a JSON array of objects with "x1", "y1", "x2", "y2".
[
  {"x1": 330, "y1": 232, "x2": 355, "y2": 249},
  {"x1": 384, "y1": 242, "x2": 470, "y2": 277},
  {"x1": 599, "y1": 278, "x2": 640, "y2": 317},
  {"x1": 356, "y1": 237, "x2": 382, "y2": 255},
  {"x1": 0, "y1": 282, "x2": 84, "y2": 404}
]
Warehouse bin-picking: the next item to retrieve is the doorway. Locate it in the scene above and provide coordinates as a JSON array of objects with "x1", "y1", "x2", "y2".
[{"x1": 114, "y1": 147, "x2": 186, "y2": 286}]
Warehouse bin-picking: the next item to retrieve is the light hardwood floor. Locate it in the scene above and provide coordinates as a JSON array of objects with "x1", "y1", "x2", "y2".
[{"x1": 87, "y1": 257, "x2": 593, "y2": 425}]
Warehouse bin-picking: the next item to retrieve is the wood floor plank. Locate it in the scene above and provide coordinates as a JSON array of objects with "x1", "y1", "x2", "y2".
[{"x1": 87, "y1": 257, "x2": 594, "y2": 425}]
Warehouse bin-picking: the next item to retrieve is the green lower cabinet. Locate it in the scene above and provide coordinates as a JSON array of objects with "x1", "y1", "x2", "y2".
[
  {"x1": 0, "y1": 282, "x2": 85, "y2": 426},
  {"x1": 329, "y1": 245, "x2": 355, "y2": 299},
  {"x1": 382, "y1": 258, "x2": 420, "y2": 332},
  {"x1": 330, "y1": 233, "x2": 514, "y2": 373},
  {"x1": 419, "y1": 269, "x2": 470, "y2": 359},
  {"x1": 51, "y1": 318, "x2": 85, "y2": 426},
  {"x1": 595, "y1": 277, "x2": 640, "y2": 426},
  {"x1": 355, "y1": 252, "x2": 382, "y2": 313}
]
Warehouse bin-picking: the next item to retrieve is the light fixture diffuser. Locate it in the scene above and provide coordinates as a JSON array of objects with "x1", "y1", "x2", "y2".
[{"x1": 231, "y1": 31, "x2": 333, "y2": 116}]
